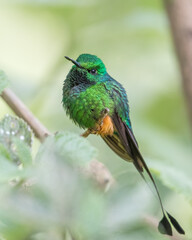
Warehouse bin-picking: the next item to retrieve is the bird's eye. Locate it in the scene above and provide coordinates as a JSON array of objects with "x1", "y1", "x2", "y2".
[{"x1": 88, "y1": 69, "x2": 97, "y2": 75}]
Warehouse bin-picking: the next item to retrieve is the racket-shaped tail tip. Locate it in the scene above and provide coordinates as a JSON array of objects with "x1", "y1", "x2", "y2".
[
  {"x1": 158, "y1": 213, "x2": 185, "y2": 236},
  {"x1": 158, "y1": 215, "x2": 172, "y2": 236},
  {"x1": 167, "y1": 212, "x2": 185, "y2": 235}
]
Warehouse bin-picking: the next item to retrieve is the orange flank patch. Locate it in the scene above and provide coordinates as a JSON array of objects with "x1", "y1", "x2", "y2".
[{"x1": 98, "y1": 115, "x2": 114, "y2": 137}]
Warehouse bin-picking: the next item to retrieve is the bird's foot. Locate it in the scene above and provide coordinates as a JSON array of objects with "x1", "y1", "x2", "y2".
[
  {"x1": 81, "y1": 108, "x2": 109, "y2": 138},
  {"x1": 81, "y1": 129, "x2": 92, "y2": 138}
]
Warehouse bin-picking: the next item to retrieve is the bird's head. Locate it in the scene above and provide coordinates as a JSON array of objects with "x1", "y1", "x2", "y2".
[{"x1": 65, "y1": 54, "x2": 107, "y2": 84}]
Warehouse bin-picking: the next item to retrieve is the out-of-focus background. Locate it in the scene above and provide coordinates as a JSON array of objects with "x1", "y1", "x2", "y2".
[{"x1": 0, "y1": 0, "x2": 191, "y2": 239}]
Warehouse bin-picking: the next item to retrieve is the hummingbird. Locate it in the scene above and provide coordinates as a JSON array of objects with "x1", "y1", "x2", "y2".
[{"x1": 62, "y1": 53, "x2": 184, "y2": 236}]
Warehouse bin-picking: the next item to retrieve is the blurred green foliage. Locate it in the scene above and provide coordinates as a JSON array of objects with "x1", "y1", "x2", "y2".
[{"x1": 0, "y1": 0, "x2": 191, "y2": 239}]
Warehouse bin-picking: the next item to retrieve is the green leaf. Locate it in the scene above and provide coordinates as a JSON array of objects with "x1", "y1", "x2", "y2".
[
  {"x1": 0, "y1": 70, "x2": 9, "y2": 94},
  {"x1": 0, "y1": 115, "x2": 33, "y2": 164},
  {"x1": 37, "y1": 131, "x2": 97, "y2": 167},
  {"x1": 0, "y1": 155, "x2": 22, "y2": 182},
  {"x1": 55, "y1": 131, "x2": 97, "y2": 166},
  {"x1": 150, "y1": 161, "x2": 192, "y2": 205},
  {"x1": 12, "y1": 138, "x2": 32, "y2": 167},
  {"x1": 33, "y1": 132, "x2": 104, "y2": 239},
  {"x1": 0, "y1": 143, "x2": 12, "y2": 161}
]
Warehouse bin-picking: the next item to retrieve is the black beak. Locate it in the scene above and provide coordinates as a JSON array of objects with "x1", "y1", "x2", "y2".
[{"x1": 65, "y1": 56, "x2": 84, "y2": 69}]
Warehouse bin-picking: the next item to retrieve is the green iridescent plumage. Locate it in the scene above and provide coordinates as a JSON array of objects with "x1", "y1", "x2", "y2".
[
  {"x1": 62, "y1": 54, "x2": 184, "y2": 236},
  {"x1": 63, "y1": 54, "x2": 131, "y2": 130}
]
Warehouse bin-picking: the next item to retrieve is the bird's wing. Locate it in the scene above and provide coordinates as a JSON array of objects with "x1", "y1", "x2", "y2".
[
  {"x1": 102, "y1": 79, "x2": 185, "y2": 236},
  {"x1": 102, "y1": 132, "x2": 131, "y2": 161},
  {"x1": 102, "y1": 126, "x2": 144, "y2": 171},
  {"x1": 102, "y1": 79, "x2": 144, "y2": 171},
  {"x1": 105, "y1": 114, "x2": 144, "y2": 171}
]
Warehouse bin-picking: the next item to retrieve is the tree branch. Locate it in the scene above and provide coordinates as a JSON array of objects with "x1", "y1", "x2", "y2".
[{"x1": 164, "y1": 0, "x2": 192, "y2": 129}]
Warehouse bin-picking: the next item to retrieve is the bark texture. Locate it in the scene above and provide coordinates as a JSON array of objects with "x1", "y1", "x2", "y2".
[{"x1": 164, "y1": 0, "x2": 192, "y2": 128}]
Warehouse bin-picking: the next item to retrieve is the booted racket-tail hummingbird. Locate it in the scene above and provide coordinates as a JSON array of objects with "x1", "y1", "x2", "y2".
[{"x1": 62, "y1": 53, "x2": 185, "y2": 236}]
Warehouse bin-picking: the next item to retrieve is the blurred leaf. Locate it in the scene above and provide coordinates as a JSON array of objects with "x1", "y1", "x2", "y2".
[
  {"x1": 0, "y1": 115, "x2": 33, "y2": 164},
  {"x1": 0, "y1": 115, "x2": 33, "y2": 147},
  {"x1": 12, "y1": 138, "x2": 32, "y2": 167},
  {"x1": 0, "y1": 132, "x2": 104, "y2": 240},
  {"x1": 0, "y1": 143, "x2": 12, "y2": 161},
  {"x1": 37, "y1": 131, "x2": 97, "y2": 167},
  {"x1": 55, "y1": 131, "x2": 97, "y2": 166},
  {"x1": 35, "y1": 132, "x2": 103, "y2": 239},
  {"x1": 0, "y1": 70, "x2": 9, "y2": 94},
  {"x1": 150, "y1": 160, "x2": 192, "y2": 205},
  {"x1": 0, "y1": 155, "x2": 22, "y2": 182}
]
